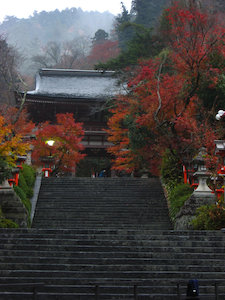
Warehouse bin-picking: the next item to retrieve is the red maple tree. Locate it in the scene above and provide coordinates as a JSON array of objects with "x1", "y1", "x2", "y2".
[
  {"x1": 87, "y1": 40, "x2": 120, "y2": 67},
  {"x1": 32, "y1": 113, "x2": 85, "y2": 174},
  {"x1": 107, "y1": 2, "x2": 225, "y2": 175}
]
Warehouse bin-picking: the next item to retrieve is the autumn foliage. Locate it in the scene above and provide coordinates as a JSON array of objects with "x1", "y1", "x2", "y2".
[
  {"x1": 88, "y1": 40, "x2": 120, "y2": 66},
  {"x1": 32, "y1": 113, "x2": 85, "y2": 174},
  {"x1": 0, "y1": 105, "x2": 34, "y2": 167},
  {"x1": 107, "y1": 2, "x2": 225, "y2": 175}
]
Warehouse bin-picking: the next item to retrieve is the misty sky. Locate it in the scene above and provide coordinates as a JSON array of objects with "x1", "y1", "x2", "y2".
[{"x1": 0, "y1": 0, "x2": 132, "y2": 22}]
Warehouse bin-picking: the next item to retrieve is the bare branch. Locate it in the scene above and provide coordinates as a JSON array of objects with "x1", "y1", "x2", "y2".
[{"x1": 154, "y1": 55, "x2": 167, "y2": 125}]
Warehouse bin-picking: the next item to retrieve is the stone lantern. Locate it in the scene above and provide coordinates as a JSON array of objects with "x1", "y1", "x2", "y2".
[
  {"x1": 174, "y1": 147, "x2": 215, "y2": 230},
  {"x1": 193, "y1": 147, "x2": 213, "y2": 194}
]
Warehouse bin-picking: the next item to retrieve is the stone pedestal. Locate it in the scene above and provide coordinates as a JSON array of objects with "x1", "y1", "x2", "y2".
[
  {"x1": 0, "y1": 179, "x2": 11, "y2": 190},
  {"x1": 174, "y1": 192, "x2": 215, "y2": 230},
  {"x1": 0, "y1": 189, "x2": 29, "y2": 227}
]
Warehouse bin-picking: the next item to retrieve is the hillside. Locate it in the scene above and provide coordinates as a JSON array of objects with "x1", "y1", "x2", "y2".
[
  {"x1": 0, "y1": 8, "x2": 115, "y2": 74},
  {"x1": 0, "y1": 0, "x2": 224, "y2": 76}
]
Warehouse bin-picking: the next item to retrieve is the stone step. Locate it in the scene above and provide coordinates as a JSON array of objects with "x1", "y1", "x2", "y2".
[
  {"x1": 39, "y1": 188, "x2": 163, "y2": 193},
  {"x1": 38, "y1": 188, "x2": 164, "y2": 191},
  {"x1": 1, "y1": 256, "x2": 225, "y2": 266},
  {"x1": 1, "y1": 228, "x2": 224, "y2": 236},
  {"x1": 2, "y1": 248, "x2": 224, "y2": 260},
  {"x1": 1, "y1": 262, "x2": 225, "y2": 274},
  {"x1": 0, "y1": 278, "x2": 223, "y2": 299},
  {"x1": 32, "y1": 217, "x2": 170, "y2": 223},
  {"x1": 1, "y1": 232, "x2": 225, "y2": 242},
  {"x1": 33, "y1": 206, "x2": 169, "y2": 211},
  {"x1": 1, "y1": 270, "x2": 225, "y2": 282},
  {"x1": 36, "y1": 198, "x2": 165, "y2": 203},
  {"x1": 0, "y1": 276, "x2": 223, "y2": 287},
  {"x1": 0, "y1": 292, "x2": 208, "y2": 300},
  {"x1": 1, "y1": 236, "x2": 225, "y2": 247},
  {"x1": 35, "y1": 199, "x2": 166, "y2": 204},
  {"x1": 0, "y1": 282, "x2": 220, "y2": 294},
  {"x1": 0, "y1": 292, "x2": 219, "y2": 300},
  {"x1": 0, "y1": 246, "x2": 223, "y2": 256},
  {"x1": 33, "y1": 211, "x2": 170, "y2": 217},
  {"x1": 31, "y1": 224, "x2": 172, "y2": 230}
]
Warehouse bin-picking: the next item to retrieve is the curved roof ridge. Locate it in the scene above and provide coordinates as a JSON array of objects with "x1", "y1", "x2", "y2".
[
  {"x1": 26, "y1": 68, "x2": 126, "y2": 100},
  {"x1": 39, "y1": 68, "x2": 115, "y2": 77}
]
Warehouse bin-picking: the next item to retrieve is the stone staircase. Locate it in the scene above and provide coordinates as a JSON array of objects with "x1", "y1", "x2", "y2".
[
  {"x1": 32, "y1": 177, "x2": 171, "y2": 230},
  {"x1": 0, "y1": 177, "x2": 225, "y2": 299}
]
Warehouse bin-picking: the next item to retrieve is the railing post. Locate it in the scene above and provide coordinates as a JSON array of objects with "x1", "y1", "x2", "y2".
[
  {"x1": 33, "y1": 286, "x2": 38, "y2": 300},
  {"x1": 177, "y1": 283, "x2": 181, "y2": 300},
  {"x1": 215, "y1": 282, "x2": 218, "y2": 300},
  {"x1": 95, "y1": 285, "x2": 99, "y2": 300},
  {"x1": 134, "y1": 284, "x2": 138, "y2": 300}
]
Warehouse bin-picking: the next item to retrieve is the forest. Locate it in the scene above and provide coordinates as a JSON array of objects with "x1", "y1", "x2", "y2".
[{"x1": 0, "y1": 7, "x2": 115, "y2": 75}]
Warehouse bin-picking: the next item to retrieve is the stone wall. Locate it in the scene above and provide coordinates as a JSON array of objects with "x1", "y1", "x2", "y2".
[
  {"x1": 174, "y1": 192, "x2": 215, "y2": 230},
  {"x1": 0, "y1": 188, "x2": 29, "y2": 227}
]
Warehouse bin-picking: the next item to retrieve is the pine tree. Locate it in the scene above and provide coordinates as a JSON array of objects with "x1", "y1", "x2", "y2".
[
  {"x1": 131, "y1": 0, "x2": 169, "y2": 27},
  {"x1": 115, "y1": 2, "x2": 134, "y2": 50}
]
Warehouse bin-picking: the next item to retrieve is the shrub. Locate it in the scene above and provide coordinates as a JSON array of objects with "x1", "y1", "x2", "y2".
[
  {"x1": 168, "y1": 183, "x2": 193, "y2": 222},
  {"x1": 14, "y1": 185, "x2": 31, "y2": 214},
  {"x1": 18, "y1": 173, "x2": 29, "y2": 195},
  {"x1": 192, "y1": 204, "x2": 225, "y2": 230},
  {"x1": 0, "y1": 157, "x2": 11, "y2": 184},
  {"x1": 18, "y1": 171, "x2": 34, "y2": 198},
  {"x1": 0, "y1": 207, "x2": 19, "y2": 228},
  {"x1": 13, "y1": 165, "x2": 36, "y2": 218},
  {"x1": 0, "y1": 218, "x2": 19, "y2": 228},
  {"x1": 21, "y1": 164, "x2": 36, "y2": 187},
  {"x1": 161, "y1": 149, "x2": 183, "y2": 189},
  {"x1": 160, "y1": 149, "x2": 193, "y2": 223}
]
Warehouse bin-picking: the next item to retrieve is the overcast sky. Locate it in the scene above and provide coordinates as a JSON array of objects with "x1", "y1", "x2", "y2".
[{"x1": 0, "y1": 0, "x2": 132, "y2": 22}]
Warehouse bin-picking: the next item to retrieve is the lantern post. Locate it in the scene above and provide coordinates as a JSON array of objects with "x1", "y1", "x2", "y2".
[
  {"x1": 215, "y1": 140, "x2": 225, "y2": 201},
  {"x1": 42, "y1": 139, "x2": 55, "y2": 177}
]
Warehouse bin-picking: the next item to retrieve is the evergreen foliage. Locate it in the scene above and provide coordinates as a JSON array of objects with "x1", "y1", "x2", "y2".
[
  {"x1": 92, "y1": 29, "x2": 109, "y2": 44},
  {"x1": 192, "y1": 204, "x2": 225, "y2": 230},
  {"x1": 18, "y1": 172, "x2": 32, "y2": 199},
  {"x1": 160, "y1": 149, "x2": 193, "y2": 223},
  {"x1": 168, "y1": 184, "x2": 193, "y2": 222},
  {"x1": 0, "y1": 207, "x2": 19, "y2": 228},
  {"x1": 115, "y1": 3, "x2": 134, "y2": 50},
  {"x1": 0, "y1": 218, "x2": 19, "y2": 228},
  {"x1": 21, "y1": 164, "x2": 36, "y2": 188},
  {"x1": 131, "y1": 0, "x2": 169, "y2": 27},
  {"x1": 14, "y1": 164, "x2": 36, "y2": 214},
  {"x1": 14, "y1": 185, "x2": 31, "y2": 214},
  {"x1": 0, "y1": 37, "x2": 20, "y2": 105},
  {"x1": 161, "y1": 149, "x2": 183, "y2": 189},
  {"x1": 0, "y1": 157, "x2": 11, "y2": 184},
  {"x1": 96, "y1": 25, "x2": 164, "y2": 70}
]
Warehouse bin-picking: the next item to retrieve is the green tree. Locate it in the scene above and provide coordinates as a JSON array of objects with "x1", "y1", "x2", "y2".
[
  {"x1": 96, "y1": 25, "x2": 163, "y2": 70},
  {"x1": 131, "y1": 0, "x2": 169, "y2": 27},
  {"x1": 92, "y1": 29, "x2": 109, "y2": 45},
  {"x1": 0, "y1": 36, "x2": 23, "y2": 105},
  {"x1": 115, "y1": 2, "x2": 134, "y2": 50}
]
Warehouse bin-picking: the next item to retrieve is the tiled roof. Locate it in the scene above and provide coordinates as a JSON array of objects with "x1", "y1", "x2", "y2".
[{"x1": 27, "y1": 69, "x2": 126, "y2": 100}]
